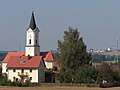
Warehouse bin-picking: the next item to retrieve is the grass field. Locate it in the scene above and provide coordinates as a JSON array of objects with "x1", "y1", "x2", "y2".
[{"x1": 0, "y1": 86, "x2": 120, "y2": 90}]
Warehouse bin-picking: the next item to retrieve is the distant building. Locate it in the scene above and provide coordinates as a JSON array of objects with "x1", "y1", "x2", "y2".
[{"x1": 92, "y1": 62, "x2": 119, "y2": 72}]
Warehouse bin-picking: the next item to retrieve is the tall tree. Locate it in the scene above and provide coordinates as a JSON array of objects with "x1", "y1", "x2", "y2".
[{"x1": 58, "y1": 26, "x2": 91, "y2": 70}]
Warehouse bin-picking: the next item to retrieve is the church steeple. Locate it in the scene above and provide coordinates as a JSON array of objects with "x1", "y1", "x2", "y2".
[
  {"x1": 29, "y1": 11, "x2": 36, "y2": 30},
  {"x1": 25, "y1": 11, "x2": 40, "y2": 56}
]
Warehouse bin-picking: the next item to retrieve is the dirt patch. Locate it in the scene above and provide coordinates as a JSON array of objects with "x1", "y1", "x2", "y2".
[{"x1": 0, "y1": 86, "x2": 120, "y2": 90}]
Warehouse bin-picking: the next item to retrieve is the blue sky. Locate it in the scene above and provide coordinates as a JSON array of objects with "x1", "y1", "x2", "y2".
[{"x1": 0, "y1": 0, "x2": 120, "y2": 51}]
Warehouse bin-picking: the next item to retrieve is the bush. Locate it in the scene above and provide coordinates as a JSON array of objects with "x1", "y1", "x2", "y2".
[
  {"x1": 0, "y1": 77, "x2": 32, "y2": 87},
  {"x1": 58, "y1": 68, "x2": 74, "y2": 83},
  {"x1": 100, "y1": 82, "x2": 115, "y2": 88},
  {"x1": 74, "y1": 65, "x2": 97, "y2": 84},
  {"x1": 13, "y1": 81, "x2": 22, "y2": 86},
  {"x1": 22, "y1": 80, "x2": 31, "y2": 87},
  {"x1": 52, "y1": 66, "x2": 57, "y2": 71}
]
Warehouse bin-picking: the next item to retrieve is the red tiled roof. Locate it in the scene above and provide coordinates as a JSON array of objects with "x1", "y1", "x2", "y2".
[
  {"x1": 3, "y1": 51, "x2": 55, "y2": 65},
  {"x1": 104, "y1": 52, "x2": 120, "y2": 55},
  {"x1": 7, "y1": 56, "x2": 42, "y2": 68},
  {"x1": 2, "y1": 52, "x2": 25, "y2": 63},
  {"x1": 44, "y1": 52, "x2": 55, "y2": 61}
]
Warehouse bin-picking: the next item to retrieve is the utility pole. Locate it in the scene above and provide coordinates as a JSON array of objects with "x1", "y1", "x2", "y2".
[
  {"x1": 117, "y1": 38, "x2": 119, "y2": 52},
  {"x1": 116, "y1": 38, "x2": 119, "y2": 63}
]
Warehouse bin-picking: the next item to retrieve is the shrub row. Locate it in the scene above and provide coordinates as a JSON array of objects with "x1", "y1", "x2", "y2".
[
  {"x1": 0, "y1": 79, "x2": 32, "y2": 87},
  {"x1": 40, "y1": 83, "x2": 100, "y2": 87}
]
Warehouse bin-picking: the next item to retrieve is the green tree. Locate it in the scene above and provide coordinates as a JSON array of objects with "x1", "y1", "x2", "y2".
[
  {"x1": 58, "y1": 26, "x2": 91, "y2": 70},
  {"x1": 113, "y1": 69, "x2": 120, "y2": 83},
  {"x1": 114, "y1": 59, "x2": 120, "y2": 83},
  {"x1": 58, "y1": 68, "x2": 75, "y2": 83},
  {"x1": 74, "y1": 65, "x2": 97, "y2": 84},
  {"x1": 57, "y1": 26, "x2": 92, "y2": 83}
]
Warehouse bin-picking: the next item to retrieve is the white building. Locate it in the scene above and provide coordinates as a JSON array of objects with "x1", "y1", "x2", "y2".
[{"x1": 7, "y1": 56, "x2": 45, "y2": 83}]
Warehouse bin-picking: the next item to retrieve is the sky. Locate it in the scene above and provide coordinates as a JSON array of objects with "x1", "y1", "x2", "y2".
[{"x1": 0, "y1": 0, "x2": 120, "y2": 51}]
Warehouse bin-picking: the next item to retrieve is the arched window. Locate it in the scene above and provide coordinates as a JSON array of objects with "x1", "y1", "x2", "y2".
[
  {"x1": 29, "y1": 39, "x2": 31, "y2": 44},
  {"x1": 36, "y1": 39, "x2": 37, "y2": 44}
]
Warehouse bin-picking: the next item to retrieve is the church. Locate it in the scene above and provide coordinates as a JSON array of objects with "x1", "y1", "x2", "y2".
[{"x1": 2, "y1": 11, "x2": 56, "y2": 83}]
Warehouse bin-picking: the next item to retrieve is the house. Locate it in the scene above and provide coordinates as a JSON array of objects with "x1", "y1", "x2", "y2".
[
  {"x1": 40, "y1": 52, "x2": 57, "y2": 69},
  {"x1": 2, "y1": 52, "x2": 56, "y2": 75},
  {"x1": 7, "y1": 56, "x2": 45, "y2": 83},
  {"x1": 2, "y1": 11, "x2": 46, "y2": 83}
]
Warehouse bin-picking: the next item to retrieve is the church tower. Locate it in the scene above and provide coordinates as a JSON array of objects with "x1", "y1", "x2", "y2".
[{"x1": 25, "y1": 11, "x2": 40, "y2": 56}]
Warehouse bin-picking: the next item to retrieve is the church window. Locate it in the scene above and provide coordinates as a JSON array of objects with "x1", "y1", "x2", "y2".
[
  {"x1": 36, "y1": 39, "x2": 37, "y2": 44},
  {"x1": 36, "y1": 34, "x2": 38, "y2": 38},
  {"x1": 29, "y1": 39, "x2": 31, "y2": 44}
]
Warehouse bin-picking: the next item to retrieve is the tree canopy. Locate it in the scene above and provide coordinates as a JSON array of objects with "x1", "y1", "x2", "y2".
[
  {"x1": 58, "y1": 26, "x2": 91, "y2": 70},
  {"x1": 57, "y1": 27, "x2": 93, "y2": 83}
]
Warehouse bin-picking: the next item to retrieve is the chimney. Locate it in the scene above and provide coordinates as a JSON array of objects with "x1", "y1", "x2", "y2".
[{"x1": 28, "y1": 55, "x2": 31, "y2": 60}]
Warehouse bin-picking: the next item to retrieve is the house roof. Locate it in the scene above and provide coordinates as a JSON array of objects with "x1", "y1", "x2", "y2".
[
  {"x1": 104, "y1": 52, "x2": 120, "y2": 55},
  {"x1": 2, "y1": 52, "x2": 25, "y2": 63},
  {"x1": 7, "y1": 56, "x2": 42, "y2": 68},
  {"x1": 3, "y1": 51, "x2": 56, "y2": 64},
  {"x1": 40, "y1": 52, "x2": 48, "y2": 59},
  {"x1": 44, "y1": 52, "x2": 55, "y2": 61}
]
